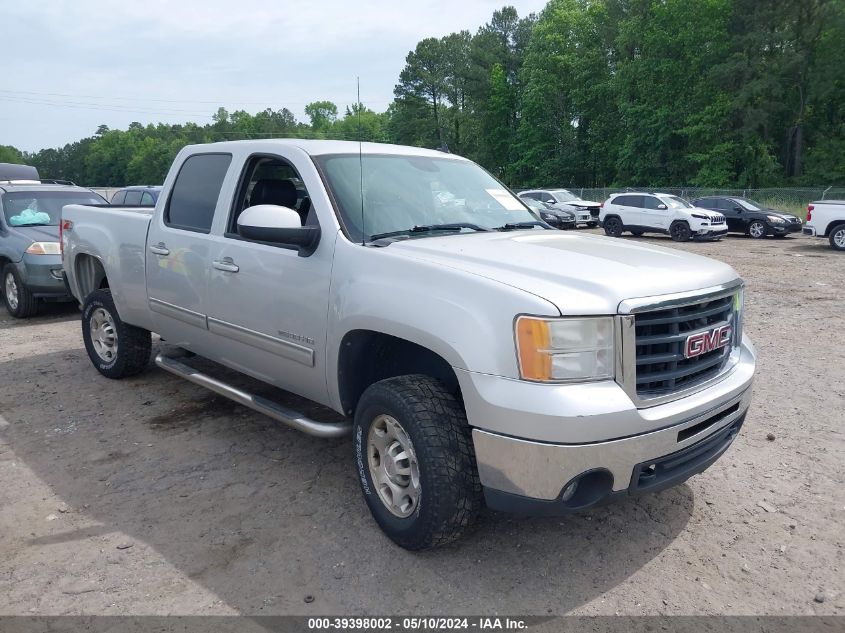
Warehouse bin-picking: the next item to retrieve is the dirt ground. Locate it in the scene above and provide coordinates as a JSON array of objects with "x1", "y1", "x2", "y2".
[{"x1": 0, "y1": 230, "x2": 842, "y2": 617}]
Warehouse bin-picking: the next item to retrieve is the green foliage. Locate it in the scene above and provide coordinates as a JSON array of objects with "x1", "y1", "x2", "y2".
[
  {"x1": 0, "y1": 145, "x2": 24, "y2": 164},
  {"x1": 6, "y1": 1, "x2": 843, "y2": 188}
]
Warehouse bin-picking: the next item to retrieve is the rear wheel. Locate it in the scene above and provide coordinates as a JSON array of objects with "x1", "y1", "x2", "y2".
[
  {"x1": 830, "y1": 224, "x2": 845, "y2": 251},
  {"x1": 2, "y1": 264, "x2": 37, "y2": 318},
  {"x1": 670, "y1": 221, "x2": 691, "y2": 242},
  {"x1": 81, "y1": 289, "x2": 151, "y2": 378},
  {"x1": 603, "y1": 217, "x2": 623, "y2": 237},
  {"x1": 748, "y1": 220, "x2": 767, "y2": 239},
  {"x1": 353, "y1": 375, "x2": 482, "y2": 550}
]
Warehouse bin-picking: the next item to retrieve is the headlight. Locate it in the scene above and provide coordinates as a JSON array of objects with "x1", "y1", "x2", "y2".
[
  {"x1": 515, "y1": 316, "x2": 614, "y2": 382},
  {"x1": 691, "y1": 213, "x2": 708, "y2": 220},
  {"x1": 767, "y1": 215, "x2": 785, "y2": 224},
  {"x1": 25, "y1": 242, "x2": 61, "y2": 255}
]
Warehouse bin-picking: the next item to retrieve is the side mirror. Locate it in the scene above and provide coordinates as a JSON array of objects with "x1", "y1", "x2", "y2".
[
  {"x1": 237, "y1": 204, "x2": 320, "y2": 256},
  {"x1": 657, "y1": 203, "x2": 668, "y2": 210},
  {"x1": 734, "y1": 206, "x2": 744, "y2": 213}
]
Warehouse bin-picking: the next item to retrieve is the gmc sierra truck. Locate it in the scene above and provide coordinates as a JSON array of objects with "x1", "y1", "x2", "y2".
[{"x1": 61, "y1": 140, "x2": 756, "y2": 550}]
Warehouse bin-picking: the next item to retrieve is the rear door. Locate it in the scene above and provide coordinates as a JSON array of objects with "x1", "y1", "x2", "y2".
[
  {"x1": 613, "y1": 195, "x2": 642, "y2": 226},
  {"x1": 145, "y1": 152, "x2": 233, "y2": 347},
  {"x1": 203, "y1": 150, "x2": 334, "y2": 405}
]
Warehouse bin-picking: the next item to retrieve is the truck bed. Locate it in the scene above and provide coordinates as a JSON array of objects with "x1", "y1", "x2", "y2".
[{"x1": 62, "y1": 204, "x2": 155, "y2": 330}]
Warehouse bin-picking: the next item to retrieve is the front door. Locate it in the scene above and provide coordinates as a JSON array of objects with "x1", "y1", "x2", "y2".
[
  {"x1": 204, "y1": 152, "x2": 334, "y2": 405},
  {"x1": 642, "y1": 195, "x2": 671, "y2": 230},
  {"x1": 145, "y1": 152, "x2": 233, "y2": 347}
]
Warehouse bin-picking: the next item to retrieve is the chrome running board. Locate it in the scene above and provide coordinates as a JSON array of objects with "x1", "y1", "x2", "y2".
[{"x1": 154, "y1": 353, "x2": 351, "y2": 438}]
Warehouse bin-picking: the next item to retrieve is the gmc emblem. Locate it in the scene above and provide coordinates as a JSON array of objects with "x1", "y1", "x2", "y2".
[{"x1": 684, "y1": 325, "x2": 732, "y2": 359}]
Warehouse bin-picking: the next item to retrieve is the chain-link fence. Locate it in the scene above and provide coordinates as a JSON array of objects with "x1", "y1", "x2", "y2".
[{"x1": 569, "y1": 186, "x2": 845, "y2": 219}]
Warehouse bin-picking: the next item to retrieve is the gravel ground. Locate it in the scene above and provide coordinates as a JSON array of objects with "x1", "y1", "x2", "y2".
[{"x1": 0, "y1": 231, "x2": 842, "y2": 617}]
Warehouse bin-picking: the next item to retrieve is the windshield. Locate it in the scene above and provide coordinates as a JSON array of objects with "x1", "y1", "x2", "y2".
[
  {"x1": 551, "y1": 190, "x2": 578, "y2": 203},
  {"x1": 660, "y1": 195, "x2": 694, "y2": 209},
  {"x1": 315, "y1": 154, "x2": 537, "y2": 241},
  {"x1": 736, "y1": 199, "x2": 762, "y2": 211},
  {"x1": 2, "y1": 191, "x2": 106, "y2": 226}
]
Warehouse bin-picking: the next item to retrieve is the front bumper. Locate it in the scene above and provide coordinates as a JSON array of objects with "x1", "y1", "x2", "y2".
[
  {"x1": 771, "y1": 222, "x2": 802, "y2": 235},
  {"x1": 694, "y1": 227, "x2": 728, "y2": 240},
  {"x1": 17, "y1": 255, "x2": 69, "y2": 297},
  {"x1": 458, "y1": 334, "x2": 755, "y2": 512}
]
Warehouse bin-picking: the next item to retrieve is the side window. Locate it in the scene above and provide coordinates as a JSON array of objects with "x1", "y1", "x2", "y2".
[
  {"x1": 165, "y1": 153, "x2": 232, "y2": 233},
  {"x1": 140, "y1": 191, "x2": 156, "y2": 206},
  {"x1": 125, "y1": 191, "x2": 142, "y2": 206},
  {"x1": 227, "y1": 154, "x2": 312, "y2": 236},
  {"x1": 643, "y1": 196, "x2": 662, "y2": 210},
  {"x1": 111, "y1": 190, "x2": 126, "y2": 205},
  {"x1": 611, "y1": 195, "x2": 628, "y2": 206}
]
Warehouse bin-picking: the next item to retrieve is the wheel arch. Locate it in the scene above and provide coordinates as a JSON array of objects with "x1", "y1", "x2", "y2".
[
  {"x1": 73, "y1": 253, "x2": 109, "y2": 301},
  {"x1": 337, "y1": 329, "x2": 460, "y2": 417},
  {"x1": 824, "y1": 219, "x2": 845, "y2": 237}
]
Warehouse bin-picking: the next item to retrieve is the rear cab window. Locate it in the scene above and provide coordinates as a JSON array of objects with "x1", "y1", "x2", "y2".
[{"x1": 165, "y1": 153, "x2": 232, "y2": 233}]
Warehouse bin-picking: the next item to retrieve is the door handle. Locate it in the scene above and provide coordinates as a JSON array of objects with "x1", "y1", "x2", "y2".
[
  {"x1": 149, "y1": 242, "x2": 170, "y2": 256},
  {"x1": 212, "y1": 258, "x2": 239, "y2": 273}
]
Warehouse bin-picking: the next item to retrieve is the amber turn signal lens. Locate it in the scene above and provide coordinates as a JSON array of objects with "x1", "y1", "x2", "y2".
[{"x1": 515, "y1": 316, "x2": 552, "y2": 381}]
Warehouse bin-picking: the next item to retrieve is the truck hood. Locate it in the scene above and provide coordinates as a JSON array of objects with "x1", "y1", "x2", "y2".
[
  {"x1": 12, "y1": 225, "x2": 60, "y2": 242},
  {"x1": 391, "y1": 231, "x2": 739, "y2": 315}
]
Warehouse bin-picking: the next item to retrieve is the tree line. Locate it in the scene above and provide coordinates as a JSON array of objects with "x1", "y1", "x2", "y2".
[{"x1": 3, "y1": 0, "x2": 844, "y2": 189}]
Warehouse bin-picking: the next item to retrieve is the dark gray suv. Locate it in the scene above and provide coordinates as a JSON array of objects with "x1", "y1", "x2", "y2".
[{"x1": 0, "y1": 183, "x2": 106, "y2": 317}]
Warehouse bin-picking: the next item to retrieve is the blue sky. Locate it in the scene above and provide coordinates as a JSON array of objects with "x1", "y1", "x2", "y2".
[{"x1": 2, "y1": 0, "x2": 546, "y2": 152}]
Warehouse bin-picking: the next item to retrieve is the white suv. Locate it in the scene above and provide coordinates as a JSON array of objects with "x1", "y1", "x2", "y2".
[{"x1": 600, "y1": 192, "x2": 728, "y2": 242}]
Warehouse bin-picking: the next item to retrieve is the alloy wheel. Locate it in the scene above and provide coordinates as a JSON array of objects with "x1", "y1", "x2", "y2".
[{"x1": 4, "y1": 273, "x2": 19, "y2": 311}]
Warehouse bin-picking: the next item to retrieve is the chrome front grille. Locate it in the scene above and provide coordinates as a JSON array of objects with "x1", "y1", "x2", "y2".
[
  {"x1": 710, "y1": 215, "x2": 726, "y2": 225},
  {"x1": 616, "y1": 282, "x2": 743, "y2": 407},
  {"x1": 634, "y1": 295, "x2": 734, "y2": 396}
]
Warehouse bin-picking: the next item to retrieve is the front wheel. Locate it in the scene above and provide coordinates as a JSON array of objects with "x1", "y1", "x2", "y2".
[
  {"x1": 353, "y1": 375, "x2": 482, "y2": 550},
  {"x1": 670, "y1": 221, "x2": 692, "y2": 242},
  {"x1": 603, "y1": 217, "x2": 623, "y2": 237},
  {"x1": 81, "y1": 289, "x2": 151, "y2": 378},
  {"x1": 2, "y1": 264, "x2": 38, "y2": 318},
  {"x1": 748, "y1": 220, "x2": 767, "y2": 239},
  {"x1": 830, "y1": 225, "x2": 845, "y2": 251}
]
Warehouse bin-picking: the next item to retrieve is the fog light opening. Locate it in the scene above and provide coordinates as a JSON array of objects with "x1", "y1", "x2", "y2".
[{"x1": 559, "y1": 469, "x2": 614, "y2": 509}]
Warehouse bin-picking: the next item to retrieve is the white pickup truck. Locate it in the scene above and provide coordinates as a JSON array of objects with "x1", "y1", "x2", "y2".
[
  {"x1": 62, "y1": 140, "x2": 756, "y2": 550},
  {"x1": 804, "y1": 200, "x2": 845, "y2": 251}
]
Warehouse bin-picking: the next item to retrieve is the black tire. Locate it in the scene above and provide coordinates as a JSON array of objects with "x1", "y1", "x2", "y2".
[
  {"x1": 353, "y1": 375, "x2": 482, "y2": 550},
  {"x1": 81, "y1": 289, "x2": 151, "y2": 379},
  {"x1": 829, "y1": 224, "x2": 845, "y2": 251},
  {"x1": 587, "y1": 221, "x2": 598, "y2": 228},
  {"x1": 747, "y1": 220, "x2": 767, "y2": 239},
  {"x1": 2, "y1": 264, "x2": 38, "y2": 318},
  {"x1": 631, "y1": 230, "x2": 644, "y2": 237},
  {"x1": 603, "y1": 217, "x2": 623, "y2": 237},
  {"x1": 670, "y1": 221, "x2": 692, "y2": 242}
]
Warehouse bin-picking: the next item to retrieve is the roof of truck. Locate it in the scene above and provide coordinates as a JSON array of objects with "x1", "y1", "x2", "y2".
[{"x1": 195, "y1": 139, "x2": 467, "y2": 159}]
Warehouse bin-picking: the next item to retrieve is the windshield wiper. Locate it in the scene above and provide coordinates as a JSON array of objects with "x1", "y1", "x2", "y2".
[
  {"x1": 494, "y1": 221, "x2": 548, "y2": 231},
  {"x1": 368, "y1": 223, "x2": 490, "y2": 242}
]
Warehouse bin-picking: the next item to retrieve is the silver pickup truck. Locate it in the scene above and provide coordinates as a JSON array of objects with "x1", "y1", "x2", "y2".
[{"x1": 62, "y1": 140, "x2": 756, "y2": 550}]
